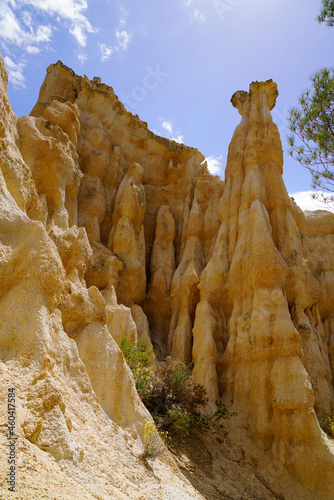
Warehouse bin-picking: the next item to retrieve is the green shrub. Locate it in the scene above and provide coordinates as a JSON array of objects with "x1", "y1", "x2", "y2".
[
  {"x1": 120, "y1": 341, "x2": 236, "y2": 440},
  {"x1": 120, "y1": 336, "x2": 154, "y2": 399},
  {"x1": 142, "y1": 419, "x2": 169, "y2": 458}
]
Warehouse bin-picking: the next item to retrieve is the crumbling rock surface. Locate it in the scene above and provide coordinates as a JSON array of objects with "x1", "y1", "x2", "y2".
[{"x1": 0, "y1": 54, "x2": 334, "y2": 500}]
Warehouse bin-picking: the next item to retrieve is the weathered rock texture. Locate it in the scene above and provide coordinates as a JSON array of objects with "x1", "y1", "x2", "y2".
[
  {"x1": 0, "y1": 53, "x2": 334, "y2": 499},
  {"x1": 193, "y1": 82, "x2": 334, "y2": 499}
]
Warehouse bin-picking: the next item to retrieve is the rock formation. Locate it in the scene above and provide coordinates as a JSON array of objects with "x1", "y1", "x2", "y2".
[
  {"x1": 193, "y1": 81, "x2": 334, "y2": 498},
  {"x1": 0, "y1": 53, "x2": 334, "y2": 499}
]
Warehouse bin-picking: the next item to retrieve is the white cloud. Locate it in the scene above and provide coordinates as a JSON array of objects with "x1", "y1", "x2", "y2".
[
  {"x1": 0, "y1": 0, "x2": 96, "y2": 85},
  {"x1": 99, "y1": 43, "x2": 113, "y2": 63},
  {"x1": 77, "y1": 52, "x2": 87, "y2": 64},
  {"x1": 183, "y1": 0, "x2": 206, "y2": 22},
  {"x1": 119, "y1": 5, "x2": 128, "y2": 27},
  {"x1": 205, "y1": 155, "x2": 223, "y2": 175},
  {"x1": 0, "y1": 5, "x2": 22, "y2": 46},
  {"x1": 0, "y1": 0, "x2": 95, "y2": 54},
  {"x1": 0, "y1": 3, "x2": 51, "y2": 50},
  {"x1": 26, "y1": 45, "x2": 41, "y2": 54},
  {"x1": 99, "y1": 16, "x2": 131, "y2": 63},
  {"x1": 115, "y1": 30, "x2": 130, "y2": 50},
  {"x1": 24, "y1": 0, "x2": 95, "y2": 46},
  {"x1": 172, "y1": 135, "x2": 184, "y2": 143},
  {"x1": 34, "y1": 25, "x2": 52, "y2": 43},
  {"x1": 21, "y1": 10, "x2": 33, "y2": 29},
  {"x1": 193, "y1": 8, "x2": 205, "y2": 22},
  {"x1": 289, "y1": 190, "x2": 334, "y2": 213},
  {"x1": 70, "y1": 24, "x2": 87, "y2": 47},
  {"x1": 162, "y1": 120, "x2": 173, "y2": 135},
  {"x1": 4, "y1": 56, "x2": 26, "y2": 88},
  {"x1": 160, "y1": 118, "x2": 184, "y2": 143}
]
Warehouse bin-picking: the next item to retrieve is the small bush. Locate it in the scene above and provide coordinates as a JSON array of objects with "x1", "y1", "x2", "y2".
[
  {"x1": 320, "y1": 412, "x2": 334, "y2": 437},
  {"x1": 120, "y1": 336, "x2": 154, "y2": 399},
  {"x1": 143, "y1": 358, "x2": 235, "y2": 438},
  {"x1": 120, "y1": 342, "x2": 236, "y2": 440},
  {"x1": 143, "y1": 358, "x2": 207, "y2": 413},
  {"x1": 142, "y1": 420, "x2": 169, "y2": 458}
]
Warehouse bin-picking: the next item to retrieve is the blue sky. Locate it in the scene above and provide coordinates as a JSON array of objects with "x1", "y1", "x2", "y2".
[{"x1": 1, "y1": 0, "x2": 333, "y2": 210}]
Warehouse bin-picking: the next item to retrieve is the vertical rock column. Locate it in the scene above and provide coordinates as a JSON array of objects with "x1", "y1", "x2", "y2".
[
  {"x1": 143, "y1": 205, "x2": 176, "y2": 352},
  {"x1": 168, "y1": 188, "x2": 204, "y2": 364},
  {"x1": 193, "y1": 80, "x2": 334, "y2": 495},
  {"x1": 108, "y1": 162, "x2": 146, "y2": 306}
]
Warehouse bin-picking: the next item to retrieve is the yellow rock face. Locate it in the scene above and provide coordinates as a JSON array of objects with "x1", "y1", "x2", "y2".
[
  {"x1": 192, "y1": 80, "x2": 334, "y2": 498},
  {"x1": 1, "y1": 54, "x2": 334, "y2": 500}
]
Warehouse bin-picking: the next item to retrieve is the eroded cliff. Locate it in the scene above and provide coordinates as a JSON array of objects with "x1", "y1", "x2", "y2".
[{"x1": 0, "y1": 54, "x2": 334, "y2": 499}]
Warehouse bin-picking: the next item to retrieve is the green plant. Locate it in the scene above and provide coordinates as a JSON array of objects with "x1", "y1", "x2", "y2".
[
  {"x1": 120, "y1": 336, "x2": 154, "y2": 399},
  {"x1": 161, "y1": 408, "x2": 194, "y2": 437},
  {"x1": 171, "y1": 362, "x2": 191, "y2": 393},
  {"x1": 165, "y1": 400, "x2": 237, "y2": 435},
  {"x1": 320, "y1": 412, "x2": 334, "y2": 437},
  {"x1": 143, "y1": 358, "x2": 207, "y2": 413},
  {"x1": 317, "y1": 0, "x2": 334, "y2": 26},
  {"x1": 142, "y1": 419, "x2": 169, "y2": 458},
  {"x1": 121, "y1": 342, "x2": 236, "y2": 440},
  {"x1": 287, "y1": 2, "x2": 334, "y2": 207},
  {"x1": 144, "y1": 358, "x2": 236, "y2": 438},
  {"x1": 287, "y1": 67, "x2": 334, "y2": 206}
]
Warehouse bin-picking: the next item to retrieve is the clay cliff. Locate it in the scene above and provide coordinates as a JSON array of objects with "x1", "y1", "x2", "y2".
[{"x1": 0, "y1": 53, "x2": 334, "y2": 499}]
